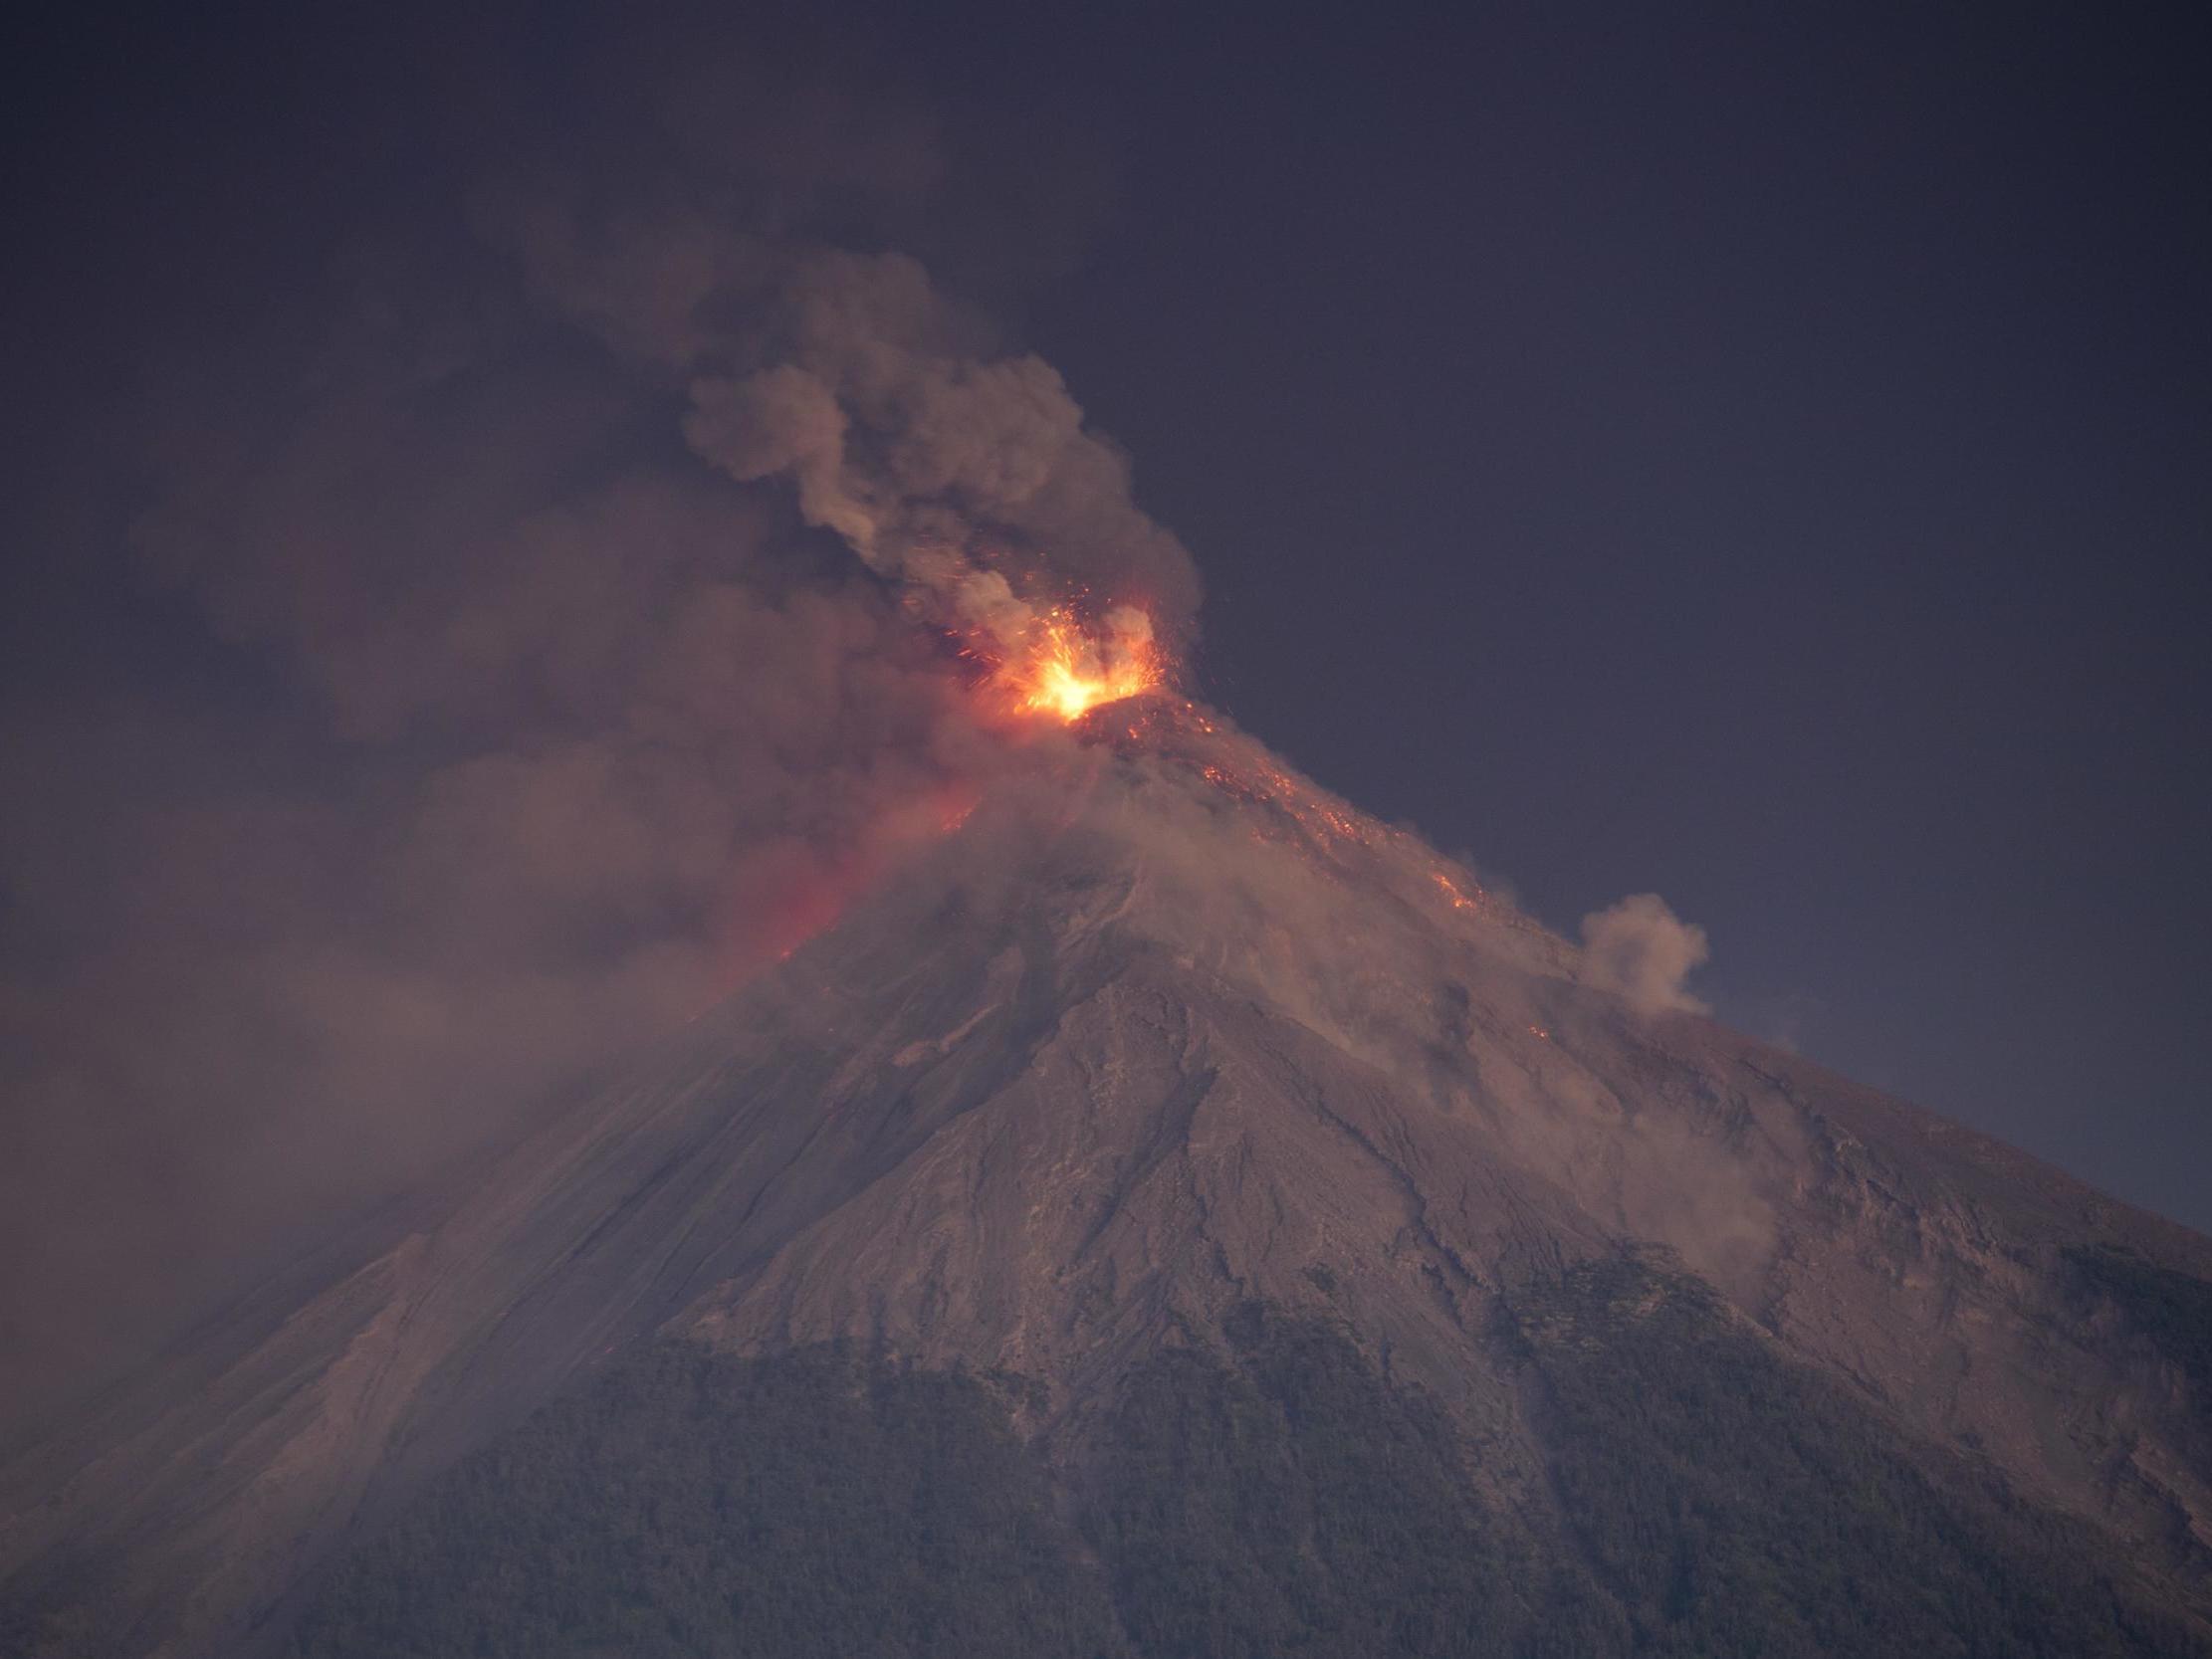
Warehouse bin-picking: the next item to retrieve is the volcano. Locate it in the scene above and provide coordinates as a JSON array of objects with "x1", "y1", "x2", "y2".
[{"x1": 5, "y1": 697, "x2": 2211, "y2": 1658}]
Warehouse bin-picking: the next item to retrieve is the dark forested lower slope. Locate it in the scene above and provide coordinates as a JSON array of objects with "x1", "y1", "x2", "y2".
[
  {"x1": 295, "y1": 1260, "x2": 2208, "y2": 1659},
  {"x1": 293, "y1": 1346, "x2": 1120, "y2": 1659},
  {"x1": 1507, "y1": 1258, "x2": 2196, "y2": 1658}
]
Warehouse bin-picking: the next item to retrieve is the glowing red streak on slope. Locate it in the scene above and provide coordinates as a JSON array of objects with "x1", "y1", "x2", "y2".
[
  {"x1": 1183, "y1": 724, "x2": 1499, "y2": 926},
  {"x1": 1434, "y1": 870, "x2": 1480, "y2": 912},
  {"x1": 712, "y1": 781, "x2": 985, "y2": 991}
]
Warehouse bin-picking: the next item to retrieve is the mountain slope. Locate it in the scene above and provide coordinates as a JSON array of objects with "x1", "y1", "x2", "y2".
[{"x1": 5, "y1": 698, "x2": 2211, "y2": 1656}]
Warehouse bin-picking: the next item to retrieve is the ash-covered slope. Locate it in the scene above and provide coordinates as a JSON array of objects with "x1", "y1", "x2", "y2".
[{"x1": 6, "y1": 698, "x2": 2212, "y2": 1656}]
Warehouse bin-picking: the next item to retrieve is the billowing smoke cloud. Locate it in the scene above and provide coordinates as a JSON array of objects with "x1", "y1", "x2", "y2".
[
  {"x1": 1578, "y1": 894, "x2": 1711, "y2": 1014},
  {"x1": 680, "y1": 267, "x2": 1198, "y2": 645},
  {"x1": 509, "y1": 213, "x2": 1201, "y2": 655},
  {"x1": 0, "y1": 25, "x2": 1195, "y2": 1423}
]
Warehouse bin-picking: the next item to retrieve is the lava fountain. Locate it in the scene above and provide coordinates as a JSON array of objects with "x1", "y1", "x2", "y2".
[{"x1": 978, "y1": 601, "x2": 1166, "y2": 722}]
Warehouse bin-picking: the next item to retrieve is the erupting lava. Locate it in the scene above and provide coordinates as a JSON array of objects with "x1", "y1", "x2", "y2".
[{"x1": 986, "y1": 602, "x2": 1165, "y2": 722}]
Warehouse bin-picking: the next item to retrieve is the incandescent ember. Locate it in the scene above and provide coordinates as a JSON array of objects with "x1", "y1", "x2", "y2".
[{"x1": 970, "y1": 601, "x2": 1166, "y2": 723}]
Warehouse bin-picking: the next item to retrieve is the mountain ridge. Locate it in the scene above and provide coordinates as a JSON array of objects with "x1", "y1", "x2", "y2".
[{"x1": 5, "y1": 698, "x2": 2210, "y2": 1655}]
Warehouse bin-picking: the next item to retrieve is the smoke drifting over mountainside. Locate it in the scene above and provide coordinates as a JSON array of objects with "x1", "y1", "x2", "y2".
[
  {"x1": 0, "y1": 18, "x2": 1695, "y2": 1429},
  {"x1": 0, "y1": 31, "x2": 1212, "y2": 1421}
]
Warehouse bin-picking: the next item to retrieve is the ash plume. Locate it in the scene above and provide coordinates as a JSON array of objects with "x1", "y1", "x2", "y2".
[{"x1": 0, "y1": 24, "x2": 1194, "y2": 1423}]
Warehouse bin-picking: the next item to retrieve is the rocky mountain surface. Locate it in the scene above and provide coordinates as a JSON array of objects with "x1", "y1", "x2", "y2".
[{"x1": 6, "y1": 697, "x2": 2210, "y2": 1656}]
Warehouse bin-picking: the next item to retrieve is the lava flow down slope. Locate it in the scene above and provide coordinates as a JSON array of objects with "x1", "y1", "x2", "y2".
[{"x1": 5, "y1": 660, "x2": 2212, "y2": 1659}]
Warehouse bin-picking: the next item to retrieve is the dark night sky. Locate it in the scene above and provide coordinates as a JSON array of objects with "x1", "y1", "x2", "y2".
[
  {"x1": 2, "y1": 1, "x2": 2208, "y2": 1411},
  {"x1": 939, "y1": 5, "x2": 2212, "y2": 1229}
]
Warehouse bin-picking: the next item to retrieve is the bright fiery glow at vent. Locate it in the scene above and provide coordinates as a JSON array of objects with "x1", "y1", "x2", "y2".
[{"x1": 982, "y1": 602, "x2": 1165, "y2": 722}]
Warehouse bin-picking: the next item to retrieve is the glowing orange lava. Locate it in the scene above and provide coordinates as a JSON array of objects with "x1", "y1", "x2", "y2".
[
  {"x1": 1434, "y1": 870, "x2": 1481, "y2": 912},
  {"x1": 991, "y1": 603, "x2": 1165, "y2": 722}
]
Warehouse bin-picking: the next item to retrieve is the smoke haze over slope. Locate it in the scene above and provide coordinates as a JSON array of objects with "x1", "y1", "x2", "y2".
[
  {"x1": 7, "y1": 692, "x2": 2210, "y2": 1656},
  {"x1": 8, "y1": 0, "x2": 2206, "y2": 1450},
  {"x1": 0, "y1": 15, "x2": 1212, "y2": 1422}
]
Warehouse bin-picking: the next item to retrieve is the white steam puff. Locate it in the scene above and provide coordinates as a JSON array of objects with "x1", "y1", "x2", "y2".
[{"x1": 1578, "y1": 894, "x2": 1711, "y2": 1015}]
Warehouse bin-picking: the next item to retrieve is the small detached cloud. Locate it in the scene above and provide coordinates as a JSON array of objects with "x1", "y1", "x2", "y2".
[{"x1": 1579, "y1": 894, "x2": 1710, "y2": 1015}]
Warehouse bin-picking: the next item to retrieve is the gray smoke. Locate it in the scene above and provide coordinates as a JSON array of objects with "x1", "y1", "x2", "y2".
[
  {"x1": 0, "y1": 36, "x2": 1195, "y2": 1425},
  {"x1": 1579, "y1": 893, "x2": 1712, "y2": 1014},
  {"x1": 507, "y1": 208, "x2": 1203, "y2": 649}
]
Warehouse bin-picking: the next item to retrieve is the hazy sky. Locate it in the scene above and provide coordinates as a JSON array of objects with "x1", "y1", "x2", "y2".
[{"x1": 2, "y1": 2, "x2": 2206, "y2": 1417}]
